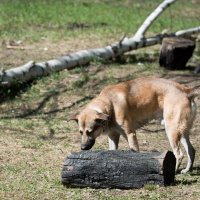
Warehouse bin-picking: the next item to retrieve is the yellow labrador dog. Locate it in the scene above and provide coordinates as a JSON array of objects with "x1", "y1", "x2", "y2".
[{"x1": 70, "y1": 77, "x2": 198, "y2": 173}]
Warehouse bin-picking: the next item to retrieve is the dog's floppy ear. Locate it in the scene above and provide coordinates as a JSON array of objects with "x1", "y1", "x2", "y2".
[
  {"x1": 95, "y1": 112, "x2": 110, "y2": 124},
  {"x1": 68, "y1": 112, "x2": 79, "y2": 122}
]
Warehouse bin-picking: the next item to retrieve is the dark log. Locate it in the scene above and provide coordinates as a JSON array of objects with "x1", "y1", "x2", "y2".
[
  {"x1": 61, "y1": 150, "x2": 176, "y2": 189},
  {"x1": 159, "y1": 37, "x2": 195, "y2": 70}
]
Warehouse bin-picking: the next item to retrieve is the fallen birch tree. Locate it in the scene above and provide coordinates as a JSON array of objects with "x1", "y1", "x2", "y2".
[{"x1": 0, "y1": 0, "x2": 200, "y2": 87}]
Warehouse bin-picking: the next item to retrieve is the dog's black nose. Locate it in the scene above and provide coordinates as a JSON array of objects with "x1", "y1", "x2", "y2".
[
  {"x1": 81, "y1": 144, "x2": 89, "y2": 150},
  {"x1": 81, "y1": 138, "x2": 95, "y2": 150}
]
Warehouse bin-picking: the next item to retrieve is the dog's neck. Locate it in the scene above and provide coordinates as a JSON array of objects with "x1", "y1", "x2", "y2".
[{"x1": 87, "y1": 96, "x2": 112, "y2": 115}]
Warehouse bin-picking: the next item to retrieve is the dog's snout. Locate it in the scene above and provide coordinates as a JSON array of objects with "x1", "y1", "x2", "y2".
[
  {"x1": 81, "y1": 144, "x2": 89, "y2": 150},
  {"x1": 81, "y1": 138, "x2": 95, "y2": 150}
]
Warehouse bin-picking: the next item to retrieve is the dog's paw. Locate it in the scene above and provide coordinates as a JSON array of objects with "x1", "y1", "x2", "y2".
[
  {"x1": 130, "y1": 148, "x2": 139, "y2": 152},
  {"x1": 180, "y1": 168, "x2": 189, "y2": 174}
]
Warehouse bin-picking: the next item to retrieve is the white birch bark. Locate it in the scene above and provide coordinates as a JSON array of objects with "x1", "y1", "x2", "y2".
[
  {"x1": 175, "y1": 26, "x2": 200, "y2": 37},
  {"x1": 0, "y1": 0, "x2": 199, "y2": 87},
  {"x1": 134, "y1": 0, "x2": 176, "y2": 40}
]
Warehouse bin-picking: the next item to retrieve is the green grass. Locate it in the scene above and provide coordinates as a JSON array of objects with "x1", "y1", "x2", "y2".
[
  {"x1": 0, "y1": 0, "x2": 199, "y2": 41},
  {"x1": 0, "y1": 0, "x2": 200, "y2": 199}
]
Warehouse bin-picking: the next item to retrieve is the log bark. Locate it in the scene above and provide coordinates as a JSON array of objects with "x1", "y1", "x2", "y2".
[
  {"x1": 159, "y1": 37, "x2": 196, "y2": 69},
  {"x1": 61, "y1": 150, "x2": 176, "y2": 189}
]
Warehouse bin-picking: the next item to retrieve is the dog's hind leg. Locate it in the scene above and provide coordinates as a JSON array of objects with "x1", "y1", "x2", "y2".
[
  {"x1": 180, "y1": 135, "x2": 195, "y2": 173},
  {"x1": 166, "y1": 129, "x2": 184, "y2": 173},
  {"x1": 108, "y1": 132, "x2": 120, "y2": 150},
  {"x1": 164, "y1": 96, "x2": 196, "y2": 173},
  {"x1": 179, "y1": 99, "x2": 197, "y2": 173},
  {"x1": 164, "y1": 120, "x2": 184, "y2": 173}
]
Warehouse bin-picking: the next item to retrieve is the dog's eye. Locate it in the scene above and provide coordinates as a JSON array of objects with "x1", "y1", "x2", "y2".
[
  {"x1": 93, "y1": 124, "x2": 100, "y2": 132},
  {"x1": 79, "y1": 130, "x2": 83, "y2": 135},
  {"x1": 95, "y1": 119, "x2": 104, "y2": 125}
]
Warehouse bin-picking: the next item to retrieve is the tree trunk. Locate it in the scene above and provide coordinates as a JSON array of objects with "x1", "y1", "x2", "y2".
[
  {"x1": 61, "y1": 150, "x2": 176, "y2": 189},
  {"x1": 159, "y1": 37, "x2": 196, "y2": 70}
]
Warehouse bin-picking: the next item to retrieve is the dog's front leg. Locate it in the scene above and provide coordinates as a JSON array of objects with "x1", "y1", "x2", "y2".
[
  {"x1": 108, "y1": 133, "x2": 120, "y2": 150},
  {"x1": 118, "y1": 119, "x2": 139, "y2": 151},
  {"x1": 127, "y1": 132, "x2": 139, "y2": 152}
]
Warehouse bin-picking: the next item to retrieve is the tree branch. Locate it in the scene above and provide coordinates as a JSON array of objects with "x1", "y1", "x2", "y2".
[
  {"x1": 175, "y1": 26, "x2": 200, "y2": 37},
  {"x1": 134, "y1": 0, "x2": 176, "y2": 40}
]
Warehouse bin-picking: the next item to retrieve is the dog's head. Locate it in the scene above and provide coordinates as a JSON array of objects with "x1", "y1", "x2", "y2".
[{"x1": 69, "y1": 109, "x2": 109, "y2": 150}]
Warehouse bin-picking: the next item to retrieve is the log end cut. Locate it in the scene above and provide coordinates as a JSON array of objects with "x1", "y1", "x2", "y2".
[{"x1": 61, "y1": 150, "x2": 176, "y2": 189}]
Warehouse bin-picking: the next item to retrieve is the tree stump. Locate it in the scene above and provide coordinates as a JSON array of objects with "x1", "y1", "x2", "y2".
[
  {"x1": 61, "y1": 150, "x2": 176, "y2": 189},
  {"x1": 159, "y1": 37, "x2": 195, "y2": 70}
]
